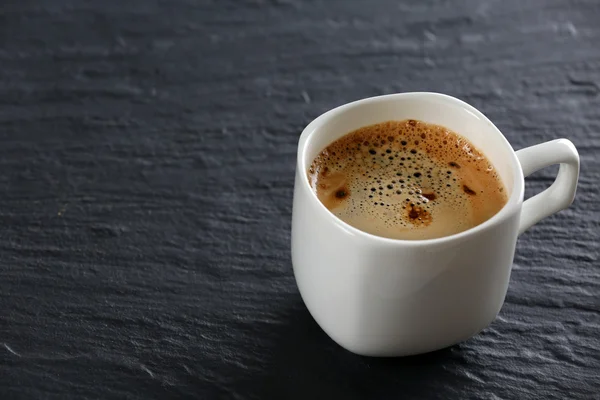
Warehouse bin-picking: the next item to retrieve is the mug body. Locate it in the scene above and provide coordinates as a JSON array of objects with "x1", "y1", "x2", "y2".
[{"x1": 291, "y1": 93, "x2": 525, "y2": 356}]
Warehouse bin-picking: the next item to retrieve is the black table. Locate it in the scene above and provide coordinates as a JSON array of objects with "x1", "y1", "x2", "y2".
[{"x1": 1, "y1": 1, "x2": 599, "y2": 398}]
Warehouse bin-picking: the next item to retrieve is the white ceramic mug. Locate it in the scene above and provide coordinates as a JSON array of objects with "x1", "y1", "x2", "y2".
[{"x1": 291, "y1": 92, "x2": 579, "y2": 357}]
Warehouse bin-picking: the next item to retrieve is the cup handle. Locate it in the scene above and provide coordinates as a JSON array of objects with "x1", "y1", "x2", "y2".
[{"x1": 515, "y1": 139, "x2": 580, "y2": 235}]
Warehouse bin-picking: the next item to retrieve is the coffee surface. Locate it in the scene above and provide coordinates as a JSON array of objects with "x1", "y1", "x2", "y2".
[{"x1": 308, "y1": 120, "x2": 508, "y2": 240}]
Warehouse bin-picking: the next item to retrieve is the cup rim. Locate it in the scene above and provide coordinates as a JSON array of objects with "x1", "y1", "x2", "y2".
[{"x1": 297, "y1": 92, "x2": 524, "y2": 246}]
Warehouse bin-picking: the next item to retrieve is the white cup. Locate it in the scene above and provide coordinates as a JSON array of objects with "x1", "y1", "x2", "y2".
[{"x1": 291, "y1": 92, "x2": 580, "y2": 357}]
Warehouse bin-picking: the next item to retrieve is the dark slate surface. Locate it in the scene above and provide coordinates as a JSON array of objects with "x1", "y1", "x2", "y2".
[{"x1": 0, "y1": 0, "x2": 599, "y2": 398}]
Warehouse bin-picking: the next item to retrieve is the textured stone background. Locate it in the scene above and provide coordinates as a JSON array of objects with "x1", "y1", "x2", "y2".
[{"x1": 0, "y1": 0, "x2": 598, "y2": 399}]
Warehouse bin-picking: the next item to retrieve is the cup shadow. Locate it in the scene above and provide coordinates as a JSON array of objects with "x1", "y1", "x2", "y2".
[{"x1": 242, "y1": 298, "x2": 473, "y2": 400}]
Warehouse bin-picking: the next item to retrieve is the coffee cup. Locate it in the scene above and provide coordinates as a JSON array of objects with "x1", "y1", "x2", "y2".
[{"x1": 291, "y1": 92, "x2": 579, "y2": 356}]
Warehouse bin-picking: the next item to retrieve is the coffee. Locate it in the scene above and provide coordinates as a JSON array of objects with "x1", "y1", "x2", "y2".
[{"x1": 308, "y1": 120, "x2": 508, "y2": 240}]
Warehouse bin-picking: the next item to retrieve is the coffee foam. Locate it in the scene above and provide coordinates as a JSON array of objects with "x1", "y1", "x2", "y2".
[{"x1": 308, "y1": 120, "x2": 508, "y2": 240}]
